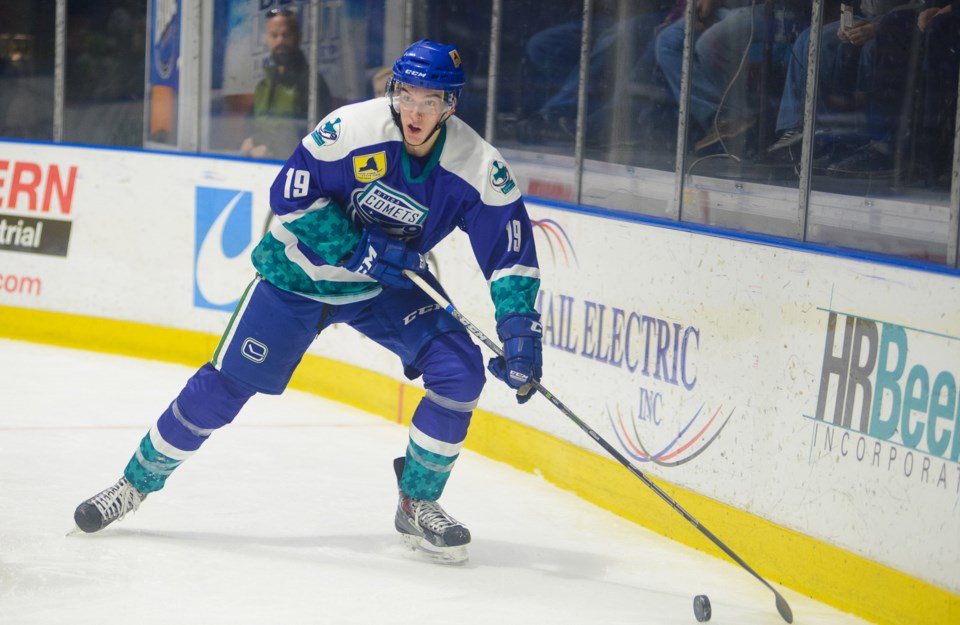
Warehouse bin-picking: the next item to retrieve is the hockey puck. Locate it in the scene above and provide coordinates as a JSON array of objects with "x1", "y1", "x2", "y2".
[{"x1": 693, "y1": 594, "x2": 711, "y2": 622}]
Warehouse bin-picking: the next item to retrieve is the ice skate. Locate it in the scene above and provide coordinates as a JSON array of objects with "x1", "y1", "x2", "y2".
[
  {"x1": 74, "y1": 476, "x2": 147, "y2": 533},
  {"x1": 393, "y1": 457, "x2": 470, "y2": 564}
]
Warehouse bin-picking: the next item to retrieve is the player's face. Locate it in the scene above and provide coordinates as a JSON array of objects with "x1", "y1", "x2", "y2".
[{"x1": 394, "y1": 85, "x2": 454, "y2": 155}]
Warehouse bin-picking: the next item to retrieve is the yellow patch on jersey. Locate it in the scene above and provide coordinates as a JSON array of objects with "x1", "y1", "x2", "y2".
[{"x1": 353, "y1": 152, "x2": 387, "y2": 182}]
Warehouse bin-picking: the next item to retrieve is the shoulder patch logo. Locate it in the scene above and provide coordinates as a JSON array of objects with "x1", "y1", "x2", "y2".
[
  {"x1": 353, "y1": 151, "x2": 387, "y2": 182},
  {"x1": 311, "y1": 117, "x2": 341, "y2": 147},
  {"x1": 490, "y1": 160, "x2": 516, "y2": 195}
]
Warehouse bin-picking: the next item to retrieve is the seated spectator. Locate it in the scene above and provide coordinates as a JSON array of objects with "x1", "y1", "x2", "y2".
[
  {"x1": 824, "y1": 1, "x2": 953, "y2": 179},
  {"x1": 519, "y1": 1, "x2": 681, "y2": 142},
  {"x1": 655, "y1": 0, "x2": 810, "y2": 154},
  {"x1": 915, "y1": 2, "x2": 959, "y2": 187},
  {"x1": 240, "y1": 8, "x2": 332, "y2": 160},
  {"x1": 767, "y1": 0, "x2": 911, "y2": 156}
]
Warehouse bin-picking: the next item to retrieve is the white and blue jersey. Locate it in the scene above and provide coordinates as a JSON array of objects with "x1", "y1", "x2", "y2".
[
  {"x1": 251, "y1": 96, "x2": 540, "y2": 320},
  {"x1": 121, "y1": 99, "x2": 540, "y2": 503}
]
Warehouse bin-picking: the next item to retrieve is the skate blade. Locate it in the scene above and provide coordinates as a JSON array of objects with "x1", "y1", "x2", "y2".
[
  {"x1": 399, "y1": 534, "x2": 469, "y2": 565},
  {"x1": 66, "y1": 525, "x2": 86, "y2": 537}
]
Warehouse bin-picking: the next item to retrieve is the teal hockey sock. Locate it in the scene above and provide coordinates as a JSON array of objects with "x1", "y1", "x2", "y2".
[
  {"x1": 123, "y1": 428, "x2": 193, "y2": 494},
  {"x1": 399, "y1": 438, "x2": 459, "y2": 501}
]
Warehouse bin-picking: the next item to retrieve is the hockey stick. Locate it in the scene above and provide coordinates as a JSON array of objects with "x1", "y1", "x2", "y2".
[{"x1": 404, "y1": 270, "x2": 793, "y2": 624}]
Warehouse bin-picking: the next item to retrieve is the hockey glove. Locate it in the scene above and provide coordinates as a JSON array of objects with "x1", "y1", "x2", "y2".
[
  {"x1": 343, "y1": 228, "x2": 426, "y2": 289},
  {"x1": 487, "y1": 313, "x2": 543, "y2": 404}
]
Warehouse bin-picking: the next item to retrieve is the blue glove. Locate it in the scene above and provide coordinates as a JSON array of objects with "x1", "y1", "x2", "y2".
[
  {"x1": 487, "y1": 313, "x2": 543, "y2": 404},
  {"x1": 343, "y1": 228, "x2": 426, "y2": 289}
]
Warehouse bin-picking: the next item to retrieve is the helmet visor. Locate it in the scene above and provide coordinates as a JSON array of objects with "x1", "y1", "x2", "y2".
[{"x1": 388, "y1": 80, "x2": 455, "y2": 115}]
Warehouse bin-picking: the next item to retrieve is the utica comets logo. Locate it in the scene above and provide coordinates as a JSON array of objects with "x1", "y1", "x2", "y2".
[
  {"x1": 311, "y1": 117, "x2": 341, "y2": 147},
  {"x1": 350, "y1": 180, "x2": 427, "y2": 238},
  {"x1": 194, "y1": 187, "x2": 266, "y2": 311},
  {"x1": 490, "y1": 160, "x2": 516, "y2": 194}
]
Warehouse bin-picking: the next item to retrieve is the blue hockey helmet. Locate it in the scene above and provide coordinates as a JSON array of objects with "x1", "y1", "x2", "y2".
[{"x1": 389, "y1": 39, "x2": 465, "y2": 100}]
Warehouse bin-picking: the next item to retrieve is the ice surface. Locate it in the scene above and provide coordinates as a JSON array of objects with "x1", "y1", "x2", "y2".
[{"x1": 0, "y1": 339, "x2": 873, "y2": 625}]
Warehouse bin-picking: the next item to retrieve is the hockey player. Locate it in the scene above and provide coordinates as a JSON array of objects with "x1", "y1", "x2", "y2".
[{"x1": 73, "y1": 40, "x2": 542, "y2": 563}]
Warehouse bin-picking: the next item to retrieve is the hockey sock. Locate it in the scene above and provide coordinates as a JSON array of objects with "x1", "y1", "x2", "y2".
[
  {"x1": 123, "y1": 426, "x2": 192, "y2": 493},
  {"x1": 399, "y1": 332, "x2": 482, "y2": 500},
  {"x1": 123, "y1": 363, "x2": 255, "y2": 493},
  {"x1": 400, "y1": 437, "x2": 459, "y2": 501}
]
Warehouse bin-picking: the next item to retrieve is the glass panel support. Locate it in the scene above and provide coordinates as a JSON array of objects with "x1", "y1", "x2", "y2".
[
  {"x1": 53, "y1": 0, "x2": 66, "y2": 142},
  {"x1": 672, "y1": 0, "x2": 695, "y2": 222},
  {"x1": 484, "y1": 0, "x2": 503, "y2": 143},
  {"x1": 798, "y1": 0, "x2": 825, "y2": 242},
  {"x1": 573, "y1": 0, "x2": 593, "y2": 205},
  {"x1": 950, "y1": 72, "x2": 960, "y2": 266}
]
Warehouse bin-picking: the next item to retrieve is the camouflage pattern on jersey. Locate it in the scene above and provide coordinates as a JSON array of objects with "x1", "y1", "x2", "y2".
[
  {"x1": 281, "y1": 201, "x2": 360, "y2": 264},
  {"x1": 252, "y1": 235, "x2": 378, "y2": 300},
  {"x1": 490, "y1": 275, "x2": 540, "y2": 321},
  {"x1": 251, "y1": 201, "x2": 379, "y2": 300}
]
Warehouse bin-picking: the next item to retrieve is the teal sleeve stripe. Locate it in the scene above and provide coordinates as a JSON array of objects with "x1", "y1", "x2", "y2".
[
  {"x1": 251, "y1": 233, "x2": 378, "y2": 299},
  {"x1": 282, "y1": 203, "x2": 360, "y2": 265},
  {"x1": 490, "y1": 275, "x2": 540, "y2": 321}
]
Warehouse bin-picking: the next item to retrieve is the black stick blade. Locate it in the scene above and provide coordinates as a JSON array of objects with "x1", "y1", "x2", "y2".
[{"x1": 776, "y1": 592, "x2": 794, "y2": 623}]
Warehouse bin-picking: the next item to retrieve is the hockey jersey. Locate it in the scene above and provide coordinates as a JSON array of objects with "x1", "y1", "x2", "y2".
[{"x1": 251, "y1": 97, "x2": 540, "y2": 320}]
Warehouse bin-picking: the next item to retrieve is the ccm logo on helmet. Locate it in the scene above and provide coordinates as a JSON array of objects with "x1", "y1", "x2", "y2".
[{"x1": 404, "y1": 69, "x2": 427, "y2": 78}]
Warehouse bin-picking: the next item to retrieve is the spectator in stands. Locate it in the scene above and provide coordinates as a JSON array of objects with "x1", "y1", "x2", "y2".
[
  {"x1": 240, "y1": 8, "x2": 332, "y2": 159},
  {"x1": 825, "y1": 0, "x2": 958, "y2": 182},
  {"x1": 519, "y1": 1, "x2": 680, "y2": 142},
  {"x1": 767, "y1": 1, "x2": 911, "y2": 158},
  {"x1": 655, "y1": 0, "x2": 810, "y2": 154},
  {"x1": 916, "y1": 2, "x2": 959, "y2": 187},
  {"x1": 0, "y1": 34, "x2": 52, "y2": 141}
]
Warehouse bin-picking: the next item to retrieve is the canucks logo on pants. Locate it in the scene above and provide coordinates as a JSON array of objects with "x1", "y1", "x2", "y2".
[{"x1": 194, "y1": 187, "x2": 264, "y2": 312}]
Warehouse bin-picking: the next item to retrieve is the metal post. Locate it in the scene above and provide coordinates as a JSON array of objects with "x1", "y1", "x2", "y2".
[
  {"x1": 949, "y1": 66, "x2": 960, "y2": 266},
  {"x1": 177, "y1": 0, "x2": 201, "y2": 152},
  {"x1": 404, "y1": 0, "x2": 414, "y2": 42},
  {"x1": 484, "y1": 0, "x2": 503, "y2": 142},
  {"x1": 382, "y1": 0, "x2": 406, "y2": 60},
  {"x1": 606, "y1": 0, "x2": 633, "y2": 160},
  {"x1": 53, "y1": 0, "x2": 66, "y2": 143},
  {"x1": 309, "y1": 0, "x2": 321, "y2": 125},
  {"x1": 573, "y1": 0, "x2": 593, "y2": 205},
  {"x1": 798, "y1": 0, "x2": 824, "y2": 242},
  {"x1": 198, "y1": 0, "x2": 213, "y2": 152},
  {"x1": 671, "y1": 0, "x2": 696, "y2": 221}
]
